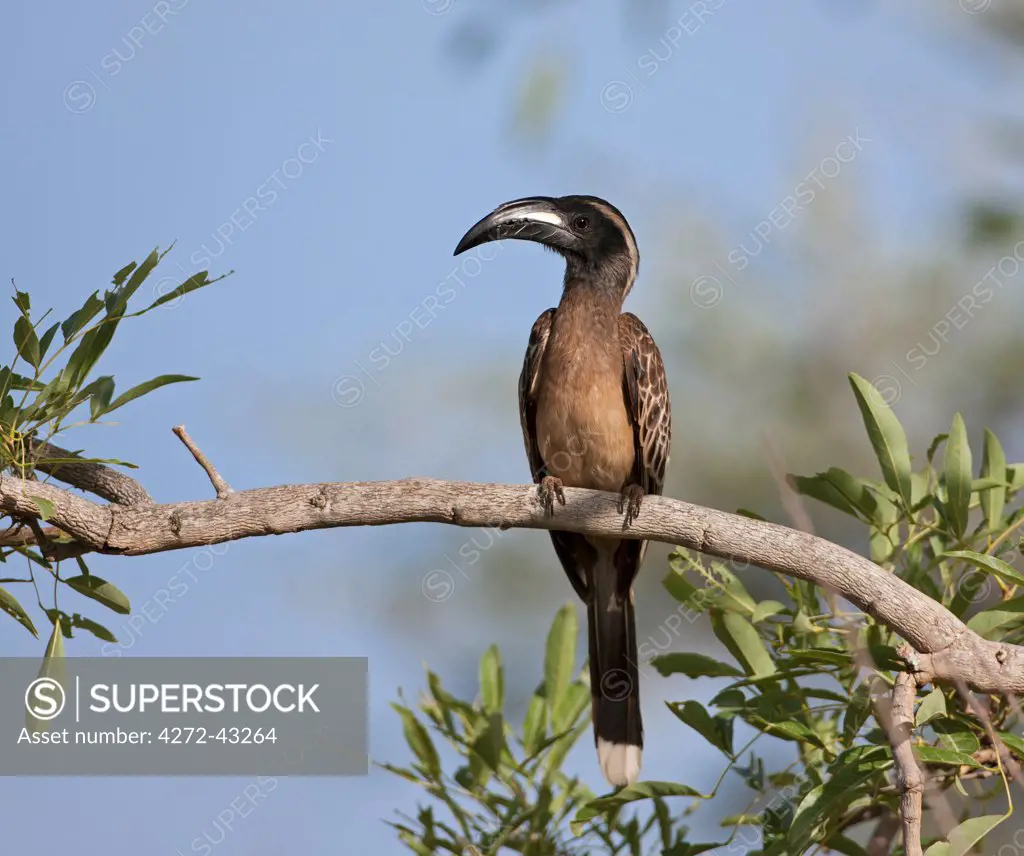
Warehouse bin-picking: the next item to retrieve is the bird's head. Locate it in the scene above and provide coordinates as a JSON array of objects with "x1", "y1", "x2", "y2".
[{"x1": 453, "y1": 195, "x2": 639, "y2": 296}]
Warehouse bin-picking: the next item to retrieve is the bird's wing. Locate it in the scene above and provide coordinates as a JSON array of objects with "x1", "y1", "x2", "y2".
[
  {"x1": 519, "y1": 308, "x2": 590, "y2": 601},
  {"x1": 619, "y1": 312, "x2": 671, "y2": 497},
  {"x1": 518, "y1": 308, "x2": 554, "y2": 484},
  {"x1": 616, "y1": 312, "x2": 672, "y2": 582}
]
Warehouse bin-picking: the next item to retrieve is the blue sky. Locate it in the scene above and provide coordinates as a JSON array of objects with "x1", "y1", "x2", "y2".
[{"x1": 0, "y1": 2, "x2": 995, "y2": 853}]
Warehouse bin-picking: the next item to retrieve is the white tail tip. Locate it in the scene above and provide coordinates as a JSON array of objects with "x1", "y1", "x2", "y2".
[{"x1": 597, "y1": 739, "x2": 642, "y2": 787}]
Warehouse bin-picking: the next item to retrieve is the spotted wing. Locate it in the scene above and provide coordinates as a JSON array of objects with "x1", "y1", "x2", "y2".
[{"x1": 619, "y1": 312, "x2": 671, "y2": 498}]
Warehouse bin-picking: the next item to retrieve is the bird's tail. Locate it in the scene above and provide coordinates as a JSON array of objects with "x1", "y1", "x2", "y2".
[{"x1": 587, "y1": 551, "x2": 643, "y2": 787}]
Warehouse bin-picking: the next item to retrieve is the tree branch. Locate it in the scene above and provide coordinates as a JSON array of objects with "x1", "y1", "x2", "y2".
[
  {"x1": 172, "y1": 425, "x2": 233, "y2": 499},
  {"x1": 888, "y1": 667, "x2": 924, "y2": 856},
  {"x1": 2, "y1": 472, "x2": 1024, "y2": 696},
  {"x1": 28, "y1": 439, "x2": 153, "y2": 506}
]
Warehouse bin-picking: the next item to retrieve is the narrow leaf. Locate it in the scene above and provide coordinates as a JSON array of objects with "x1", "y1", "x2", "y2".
[
  {"x1": 87, "y1": 376, "x2": 115, "y2": 420},
  {"x1": 667, "y1": 700, "x2": 733, "y2": 756},
  {"x1": 650, "y1": 653, "x2": 742, "y2": 679},
  {"x1": 479, "y1": 644, "x2": 503, "y2": 715},
  {"x1": 64, "y1": 575, "x2": 130, "y2": 614},
  {"x1": 915, "y1": 688, "x2": 947, "y2": 727},
  {"x1": 14, "y1": 316, "x2": 40, "y2": 368},
  {"x1": 573, "y1": 781, "x2": 705, "y2": 827},
  {"x1": 29, "y1": 496, "x2": 55, "y2": 521},
  {"x1": 544, "y1": 603, "x2": 578, "y2": 721},
  {"x1": 104, "y1": 374, "x2": 198, "y2": 414},
  {"x1": 981, "y1": 428, "x2": 1007, "y2": 527},
  {"x1": 943, "y1": 550, "x2": 1024, "y2": 588},
  {"x1": 392, "y1": 704, "x2": 440, "y2": 779},
  {"x1": 966, "y1": 596, "x2": 1024, "y2": 637},
  {"x1": 943, "y1": 413, "x2": 972, "y2": 539},
  {"x1": 61, "y1": 291, "x2": 104, "y2": 342},
  {"x1": 848, "y1": 373, "x2": 913, "y2": 510},
  {"x1": 924, "y1": 814, "x2": 1006, "y2": 856},
  {"x1": 711, "y1": 611, "x2": 776, "y2": 677},
  {"x1": 37, "y1": 322, "x2": 60, "y2": 359},
  {"x1": 0, "y1": 586, "x2": 38, "y2": 637},
  {"x1": 71, "y1": 614, "x2": 116, "y2": 643},
  {"x1": 914, "y1": 746, "x2": 982, "y2": 768},
  {"x1": 143, "y1": 271, "x2": 217, "y2": 311}
]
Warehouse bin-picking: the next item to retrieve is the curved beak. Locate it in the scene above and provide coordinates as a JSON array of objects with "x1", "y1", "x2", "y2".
[{"x1": 453, "y1": 197, "x2": 575, "y2": 256}]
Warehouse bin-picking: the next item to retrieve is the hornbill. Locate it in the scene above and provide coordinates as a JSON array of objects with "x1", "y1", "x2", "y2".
[{"x1": 454, "y1": 195, "x2": 672, "y2": 787}]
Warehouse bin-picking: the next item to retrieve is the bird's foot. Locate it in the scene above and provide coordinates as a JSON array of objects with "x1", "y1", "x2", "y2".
[
  {"x1": 538, "y1": 475, "x2": 566, "y2": 515},
  {"x1": 618, "y1": 483, "x2": 645, "y2": 529}
]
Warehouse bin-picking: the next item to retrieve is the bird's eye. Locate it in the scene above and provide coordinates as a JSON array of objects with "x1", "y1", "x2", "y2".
[{"x1": 572, "y1": 215, "x2": 590, "y2": 231}]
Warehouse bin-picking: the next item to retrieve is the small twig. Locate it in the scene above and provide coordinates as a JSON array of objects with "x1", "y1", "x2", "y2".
[
  {"x1": 885, "y1": 663, "x2": 925, "y2": 856},
  {"x1": 172, "y1": 425, "x2": 233, "y2": 499},
  {"x1": 865, "y1": 812, "x2": 901, "y2": 856},
  {"x1": 954, "y1": 680, "x2": 1024, "y2": 791},
  {"x1": 0, "y1": 520, "x2": 91, "y2": 560}
]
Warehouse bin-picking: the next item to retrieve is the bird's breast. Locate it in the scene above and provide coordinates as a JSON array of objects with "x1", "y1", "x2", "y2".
[{"x1": 535, "y1": 345, "x2": 634, "y2": 493}]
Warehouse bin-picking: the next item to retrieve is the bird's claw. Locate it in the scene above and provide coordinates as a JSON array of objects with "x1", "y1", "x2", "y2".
[
  {"x1": 538, "y1": 476, "x2": 566, "y2": 515},
  {"x1": 619, "y1": 484, "x2": 645, "y2": 529}
]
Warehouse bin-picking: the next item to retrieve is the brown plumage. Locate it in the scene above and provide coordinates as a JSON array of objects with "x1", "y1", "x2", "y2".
[{"x1": 455, "y1": 194, "x2": 672, "y2": 787}]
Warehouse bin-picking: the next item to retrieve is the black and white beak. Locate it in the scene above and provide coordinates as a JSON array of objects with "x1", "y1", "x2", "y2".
[{"x1": 453, "y1": 197, "x2": 577, "y2": 256}]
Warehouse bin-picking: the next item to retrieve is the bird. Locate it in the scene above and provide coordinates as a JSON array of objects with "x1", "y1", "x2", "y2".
[{"x1": 453, "y1": 195, "x2": 672, "y2": 787}]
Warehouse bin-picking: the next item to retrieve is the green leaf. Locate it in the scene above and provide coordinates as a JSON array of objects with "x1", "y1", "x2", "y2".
[
  {"x1": 14, "y1": 316, "x2": 40, "y2": 368},
  {"x1": 924, "y1": 814, "x2": 1006, "y2": 856},
  {"x1": 711, "y1": 611, "x2": 776, "y2": 677},
  {"x1": 37, "y1": 322, "x2": 60, "y2": 360},
  {"x1": 87, "y1": 376, "x2": 115, "y2": 420},
  {"x1": 786, "y1": 648, "x2": 852, "y2": 667},
  {"x1": 933, "y1": 719, "x2": 981, "y2": 754},
  {"x1": 43, "y1": 615, "x2": 65, "y2": 661},
  {"x1": 966, "y1": 596, "x2": 1024, "y2": 637},
  {"x1": 28, "y1": 614, "x2": 68, "y2": 736},
  {"x1": 789, "y1": 468, "x2": 878, "y2": 522},
  {"x1": 521, "y1": 685, "x2": 547, "y2": 756},
  {"x1": 552, "y1": 680, "x2": 589, "y2": 735},
  {"x1": 848, "y1": 373, "x2": 913, "y2": 511},
  {"x1": 735, "y1": 508, "x2": 766, "y2": 521},
  {"x1": 943, "y1": 550, "x2": 1024, "y2": 587},
  {"x1": 788, "y1": 746, "x2": 892, "y2": 852},
  {"x1": 61, "y1": 291, "x2": 104, "y2": 342},
  {"x1": 943, "y1": 413, "x2": 972, "y2": 539},
  {"x1": 117, "y1": 249, "x2": 161, "y2": 306},
  {"x1": 479, "y1": 644, "x2": 503, "y2": 715},
  {"x1": 70, "y1": 614, "x2": 116, "y2": 643},
  {"x1": 29, "y1": 496, "x2": 55, "y2": 521},
  {"x1": 667, "y1": 700, "x2": 734, "y2": 756},
  {"x1": 927, "y1": 432, "x2": 949, "y2": 464},
  {"x1": 996, "y1": 731, "x2": 1024, "y2": 763},
  {"x1": 752, "y1": 600, "x2": 786, "y2": 623},
  {"x1": 913, "y1": 746, "x2": 982, "y2": 768},
  {"x1": 143, "y1": 271, "x2": 217, "y2": 311},
  {"x1": 392, "y1": 704, "x2": 440, "y2": 780},
  {"x1": 13, "y1": 290, "x2": 30, "y2": 313},
  {"x1": 915, "y1": 688, "x2": 947, "y2": 727},
  {"x1": 544, "y1": 602, "x2": 578, "y2": 721},
  {"x1": 650, "y1": 653, "x2": 742, "y2": 679},
  {"x1": 103, "y1": 374, "x2": 198, "y2": 414},
  {"x1": 65, "y1": 312, "x2": 123, "y2": 388},
  {"x1": 573, "y1": 781, "x2": 705, "y2": 828},
  {"x1": 0, "y1": 586, "x2": 38, "y2": 637},
  {"x1": 64, "y1": 575, "x2": 131, "y2": 614},
  {"x1": 112, "y1": 261, "x2": 138, "y2": 286},
  {"x1": 469, "y1": 712, "x2": 505, "y2": 772},
  {"x1": 748, "y1": 717, "x2": 829, "y2": 750}
]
